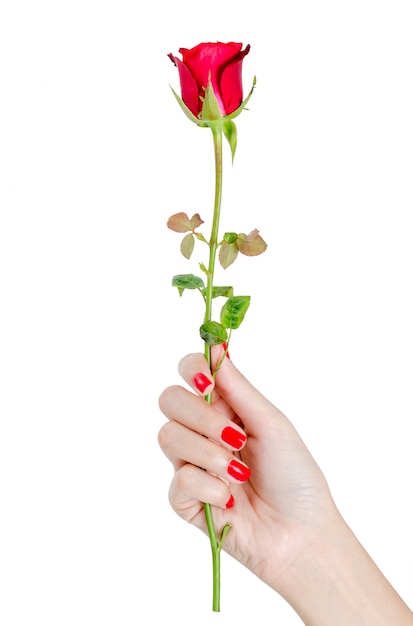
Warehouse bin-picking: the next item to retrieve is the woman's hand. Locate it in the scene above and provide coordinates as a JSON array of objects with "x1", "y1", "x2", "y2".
[
  {"x1": 158, "y1": 347, "x2": 413, "y2": 625},
  {"x1": 158, "y1": 345, "x2": 337, "y2": 589}
]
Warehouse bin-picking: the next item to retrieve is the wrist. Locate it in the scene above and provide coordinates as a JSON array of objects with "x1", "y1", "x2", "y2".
[{"x1": 275, "y1": 508, "x2": 413, "y2": 626}]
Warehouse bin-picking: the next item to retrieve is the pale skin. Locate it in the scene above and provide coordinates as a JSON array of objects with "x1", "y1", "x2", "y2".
[{"x1": 158, "y1": 345, "x2": 413, "y2": 625}]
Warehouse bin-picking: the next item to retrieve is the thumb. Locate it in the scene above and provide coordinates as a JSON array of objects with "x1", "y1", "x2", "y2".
[{"x1": 210, "y1": 345, "x2": 289, "y2": 438}]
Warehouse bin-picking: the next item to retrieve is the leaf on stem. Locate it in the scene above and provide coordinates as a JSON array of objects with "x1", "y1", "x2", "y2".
[
  {"x1": 167, "y1": 212, "x2": 204, "y2": 233},
  {"x1": 201, "y1": 286, "x2": 234, "y2": 299},
  {"x1": 180, "y1": 233, "x2": 195, "y2": 259},
  {"x1": 219, "y1": 523, "x2": 232, "y2": 549},
  {"x1": 223, "y1": 120, "x2": 237, "y2": 163},
  {"x1": 236, "y1": 230, "x2": 267, "y2": 256},
  {"x1": 200, "y1": 321, "x2": 228, "y2": 345},
  {"x1": 223, "y1": 232, "x2": 238, "y2": 244},
  {"x1": 219, "y1": 242, "x2": 239, "y2": 269},
  {"x1": 172, "y1": 274, "x2": 205, "y2": 297},
  {"x1": 220, "y1": 296, "x2": 251, "y2": 329}
]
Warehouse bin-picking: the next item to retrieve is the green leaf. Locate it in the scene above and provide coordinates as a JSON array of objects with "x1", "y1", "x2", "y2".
[
  {"x1": 223, "y1": 232, "x2": 237, "y2": 244},
  {"x1": 180, "y1": 233, "x2": 194, "y2": 259},
  {"x1": 223, "y1": 119, "x2": 237, "y2": 162},
  {"x1": 201, "y1": 286, "x2": 234, "y2": 299},
  {"x1": 172, "y1": 274, "x2": 205, "y2": 297},
  {"x1": 167, "y1": 212, "x2": 203, "y2": 233},
  {"x1": 212, "y1": 286, "x2": 233, "y2": 298},
  {"x1": 219, "y1": 523, "x2": 232, "y2": 548},
  {"x1": 220, "y1": 296, "x2": 251, "y2": 330},
  {"x1": 199, "y1": 321, "x2": 228, "y2": 345},
  {"x1": 219, "y1": 242, "x2": 239, "y2": 269},
  {"x1": 236, "y1": 230, "x2": 268, "y2": 256}
]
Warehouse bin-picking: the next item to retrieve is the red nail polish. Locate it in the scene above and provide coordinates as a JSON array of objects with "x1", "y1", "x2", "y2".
[
  {"x1": 222, "y1": 342, "x2": 230, "y2": 359},
  {"x1": 193, "y1": 372, "x2": 212, "y2": 393},
  {"x1": 226, "y1": 494, "x2": 235, "y2": 508},
  {"x1": 228, "y1": 459, "x2": 250, "y2": 482},
  {"x1": 221, "y1": 426, "x2": 246, "y2": 449}
]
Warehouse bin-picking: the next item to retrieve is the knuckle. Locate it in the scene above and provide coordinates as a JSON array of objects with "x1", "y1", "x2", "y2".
[
  {"x1": 158, "y1": 385, "x2": 179, "y2": 414},
  {"x1": 178, "y1": 352, "x2": 205, "y2": 377},
  {"x1": 175, "y1": 464, "x2": 198, "y2": 497},
  {"x1": 157, "y1": 420, "x2": 176, "y2": 453}
]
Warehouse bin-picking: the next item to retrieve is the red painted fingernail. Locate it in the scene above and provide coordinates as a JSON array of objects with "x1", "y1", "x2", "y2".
[
  {"x1": 226, "y1": 494, "x2": 235, "y2": 508},
  {"x1": 228, "y1": 459, "x2": 250, "y2": 482},
  {"x1": 221, "y1": 426, "x2": 246, "y2": 449},
  {"x1": 222, "y1": 342, "x2": 230, "y2": 359},
  {"x1": 193, "y1": 373, "x2": 212, "y2": 393}
]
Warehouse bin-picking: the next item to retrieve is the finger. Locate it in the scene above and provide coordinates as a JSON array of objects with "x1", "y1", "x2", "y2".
[
  {"x1": 209, "y1": 345, "x2": 294, "y2": 439},
  {"x1": 158, "y1": 420, "x2": 250, "y2": 484},
  {"x1": 178, "y1": 352, "x2": 215, "y2": 396},
  {"x1": 178, "y1": 350, "x2": 234, "y2": 419},
  {"x1": 169, "y1": 464, "x2": 235, "y2": 522},
  {"x1": 158, "y1": 384, "x2": 247, "y2": 451}
]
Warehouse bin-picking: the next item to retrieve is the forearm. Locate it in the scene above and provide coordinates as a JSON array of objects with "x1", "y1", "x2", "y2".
[{"x1": 276, "y1": 511, "x2": 413, "y2": 626}]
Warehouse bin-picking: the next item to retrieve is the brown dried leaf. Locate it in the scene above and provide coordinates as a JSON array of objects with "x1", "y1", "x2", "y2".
[
  {"x1": 189, "y1": 213, "x2": 204, "y2": 230},
  {"x1": 167, "y1": 212, "x2": 204, "y2": 233},
  {"x1": 167, "y1": 212, "x2": 193, "y2": 233},
  {"x1": 236, "y1": 229, "x2": 267, "y2": 257}
]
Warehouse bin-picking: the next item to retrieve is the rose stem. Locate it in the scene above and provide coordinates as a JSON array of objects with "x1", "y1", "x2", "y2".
[{"x1": 204, "y1": 123, "x2": 224, "y2": 612}]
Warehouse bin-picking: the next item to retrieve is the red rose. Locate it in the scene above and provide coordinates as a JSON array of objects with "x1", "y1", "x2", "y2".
[{"x1": 168, "y1": 42, "x2": 250, "y2": 118}]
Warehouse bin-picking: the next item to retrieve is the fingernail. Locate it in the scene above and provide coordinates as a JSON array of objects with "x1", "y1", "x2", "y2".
[
  {"x1": 226, "y1": 494, "x2": 235, "y2": 508},
  {"x1": 193, "y1": 373, "x2": 212, "y2": 393},
  {"x1": 222, "y1": 342, "x2": 230, "y2": 359},
  {"x1": 228, "y1": 459, "x2": 250, "y2": 482},
  {"x1": 221, "y1": 426, "x2": 246, "y2": 449}
]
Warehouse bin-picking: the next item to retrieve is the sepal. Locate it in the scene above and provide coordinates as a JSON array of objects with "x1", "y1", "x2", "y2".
[
  {"x1": 170, "y1": 86, "x2": 208, "y2": 127},
  {"x1": 200, "y1": 78, "x2": 223, "y2": 122}
]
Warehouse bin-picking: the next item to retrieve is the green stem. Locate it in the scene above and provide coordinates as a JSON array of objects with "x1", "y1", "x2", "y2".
[
  {"x1": 203, "y1": 123, "x2": 224, "y2": 612},
  {"x1": 204, "y1": 124, "x2": 223, "y2": 351},
  {"x1": 203, "y1": 499, "x2": 220, "y2": 611}
]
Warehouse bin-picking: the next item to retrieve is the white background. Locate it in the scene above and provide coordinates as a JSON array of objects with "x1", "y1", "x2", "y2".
[{"x1": 1, "y1": 1, "x2": 412, "y2": 624}]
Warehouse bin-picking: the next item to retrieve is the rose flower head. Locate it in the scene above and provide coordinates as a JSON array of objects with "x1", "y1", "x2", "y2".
[{"x1": 168, "y1": 42, "x2": 251, "y2": 122}]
